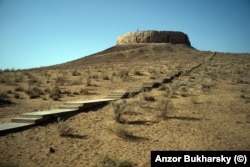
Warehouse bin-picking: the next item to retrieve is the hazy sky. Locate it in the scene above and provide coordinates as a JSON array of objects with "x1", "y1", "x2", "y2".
[{"x1": 0, "y1": 0, "x2": 250, "y2": 69}]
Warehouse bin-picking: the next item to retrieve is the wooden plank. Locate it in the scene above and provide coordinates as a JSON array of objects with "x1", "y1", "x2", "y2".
[
  {"x1": 66, "y1": 99, "x2": 114, "y2": 104},
  {"x1": 11, "y1": 117, "x2": 45, "y2": 124},
  {"x1": 127, "y1": 86, "x2": 142, "y2": 93},
  {"x1": 154, "y1": 78, "x2": 165, "y2": 84},
  {"x1": 0, "y1": 123, "x2": 34, "y2": 134},
  {"x1": 20, "y1": 109, "x2": 77, "y2": 117},
  {"x1": 142, "y1": 82, "x2": 154, "y2": 87}
]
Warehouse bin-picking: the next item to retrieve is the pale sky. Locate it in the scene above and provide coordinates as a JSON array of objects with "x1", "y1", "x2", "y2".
[{"x1": 0, "y1": 0, "x2": 250, "y2": 69}]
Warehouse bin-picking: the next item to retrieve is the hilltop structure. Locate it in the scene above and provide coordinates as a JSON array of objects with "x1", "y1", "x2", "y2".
[{"x1": 116, "y1": 30, "x2": 191, "y2": 46}]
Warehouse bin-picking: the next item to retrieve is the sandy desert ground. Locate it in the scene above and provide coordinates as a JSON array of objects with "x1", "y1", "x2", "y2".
[{"x1": 0, "y1": 43, "x2": 249, "y2": 167}]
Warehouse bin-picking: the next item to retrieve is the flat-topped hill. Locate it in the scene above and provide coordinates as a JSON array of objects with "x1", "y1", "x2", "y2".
[{"x1": 116, "y1": 30, "x2": 191, "y2": 46}]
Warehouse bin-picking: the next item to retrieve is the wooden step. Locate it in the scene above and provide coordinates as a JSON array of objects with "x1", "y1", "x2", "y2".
[
  {"x1": 153, "y1": 78, "x2": 165, "y2": 84},
  {"x1": 108, "y1": 91, "x2": 126, "y2": 95},
  {"x1": 105, "y1": 95, "x2": 124, "y2": 99},
  {"x1": 12, "y1": 117, "x2": 45, "y2": 124},
  {"x1": 1, "y1": 99, "x2": 115, "y2": 134},
  {"x1": 0, "y1": 123, "x2": 34, "y2": 134},
  {"x1": 58, "y1": 104, "x2": 83, "y2": 109},
  {"x1": 127, "y1": 86, "x2": 142, "y2": 93},
  {"x1": 160, "y1": 77, "x2": 172, "y2": 83},
  {"x1": 19, "y1": 113, "x2": 43, "y2": 118},
  {"x1": 19, "y1": 109, "x2": 78, "y2": 119},
  {"x1": 169, "y1": 71, "x2": 182, "y2": 77},
  {"x1": 65, "y1": 99, "x2": 114, "y2": 104},
  {"x1": 105, "y1": 91, "x2": 127, "y2": 99},
  {"x1": 142, "y1": 82, "x2": 154, "y2": 88}
]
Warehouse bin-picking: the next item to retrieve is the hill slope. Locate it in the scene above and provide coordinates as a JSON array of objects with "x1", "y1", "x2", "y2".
[
  {"x1": 0, "y1": 43, "x2": 250, "y2": 167},
  {"x1": 51, "y1": 43, "x2": 209, "y2": 69}
]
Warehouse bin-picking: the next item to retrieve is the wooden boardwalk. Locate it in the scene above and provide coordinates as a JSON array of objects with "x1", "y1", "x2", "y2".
[
  {"x1": 0, "y1": 70, "x2": 183, "y2": 135},
  {"x1": 0, "y1": 53, "x2": 217, "y2": 135},
  {"x1": 0, "y1": 99, "x2": 113, "y2": 135}
]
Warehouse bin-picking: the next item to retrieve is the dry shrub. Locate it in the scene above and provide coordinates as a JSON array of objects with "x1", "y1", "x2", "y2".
[
  {"x1": 111, "y1": 125, "x2": 136, "y2": 140},
  {"x1": 97, "y1": 155, "x2": 135, "y2": 167},
  {"x1": 112, "y1": 72, "x2": 116, "y2": 76},
  {"x1": 191, "y1": 96, "x2": 205, "y2": 104},
  {"x1": 110, "y1": 100, "x2": 127, "y2": 123},
  {"x1": 242, "y1": 77, "x2": 250, "y2": 84},
  {"x1": 160, "y1": 67, "x2": 168, "y2": 74},
  {"x1": 13, "y1": 92, "x2": 21, "y2": 99},
  {"x1": 133, "y1": 68, "x2": 143, "y2": 76},
  {"x1": 15, "y1": 86, "x2": 25, "y2": 92},
  {"x1": 0, "y1": 161, "x2": 19, "y2": 167},
  {"x1": 80, "y1": 88, "x2": 89, "y2": 95},
  {"x1": 241, "y1": 87, "x2": 250, "y2": 93},
  {"x1": 232, "y1": 75, "x2": 244, "y2": 84},
  {"x1": 56, "y1": 118, "x2": 73, "y2": 136},
  {"x1": 71, "y1": 77, "x2": 84, "y2": 85},
  {"x1": 26, "y1": 87, "x2": 44, "y2": 99},
  {"x1": 73, "y1": 91, "x2": 80, "y2": 95},
  {"x1": 149, "y1": 76, "x2": 156, "y2": 80},
  {"x1": 178, "y1": 86, "x2": 190, "y2": 97},
  {"x1": 141, "y1": 92, "x2": 155, "y2": 101},
  {"x1": 72, "y1": 70, "x2": 81, "y2": 76},
  {"x1": 28, "y1": 77, "x2": 40, "y2": 85},
  {"x1": 85, "y1": 76, "x2": 91, "y2": 86},
  {"x1": 118, "y1": 69, "x2": 129, "y2": 79},
  {"x1": 49, "y1": 86, "x2": 62, "y2": 100},
  {"x1": 159, "y1": 84, "x2": 167, "y2": 91},
  {"x1": 55, "y1": 76, "x2": 66, "y2": 85},
  {"x1": 163, "y1": 85, "x2": 174, "y2": 98},
  {"x1": 14, "y1": 73, "x2": 25, "y2": 83},
  {"x1": 156, "y1": 98, "x2": 173, "y2": 120},
  {"x1": 102, "y1": 74, "x2": 110, "y2": 80},
  {"x1": 92, "y1": 74, "x2": 99, "y2": 80},
  {"x1": 0, "y1": 92, "x2": 12, "y2": 105},
  {"x1": 1, "y1": 76, "x2": 16, "y2": 85},
  {"x1": 148, "y1": 66, "x2": 157, "y2": 74},
  {"x1": 201, "y1": 79, "x2": 216, "y2": 92}
]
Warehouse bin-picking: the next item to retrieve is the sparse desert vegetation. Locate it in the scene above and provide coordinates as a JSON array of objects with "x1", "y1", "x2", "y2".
[{"x1": 0, "y1": 43, "x2": 250, "y2": 167}]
